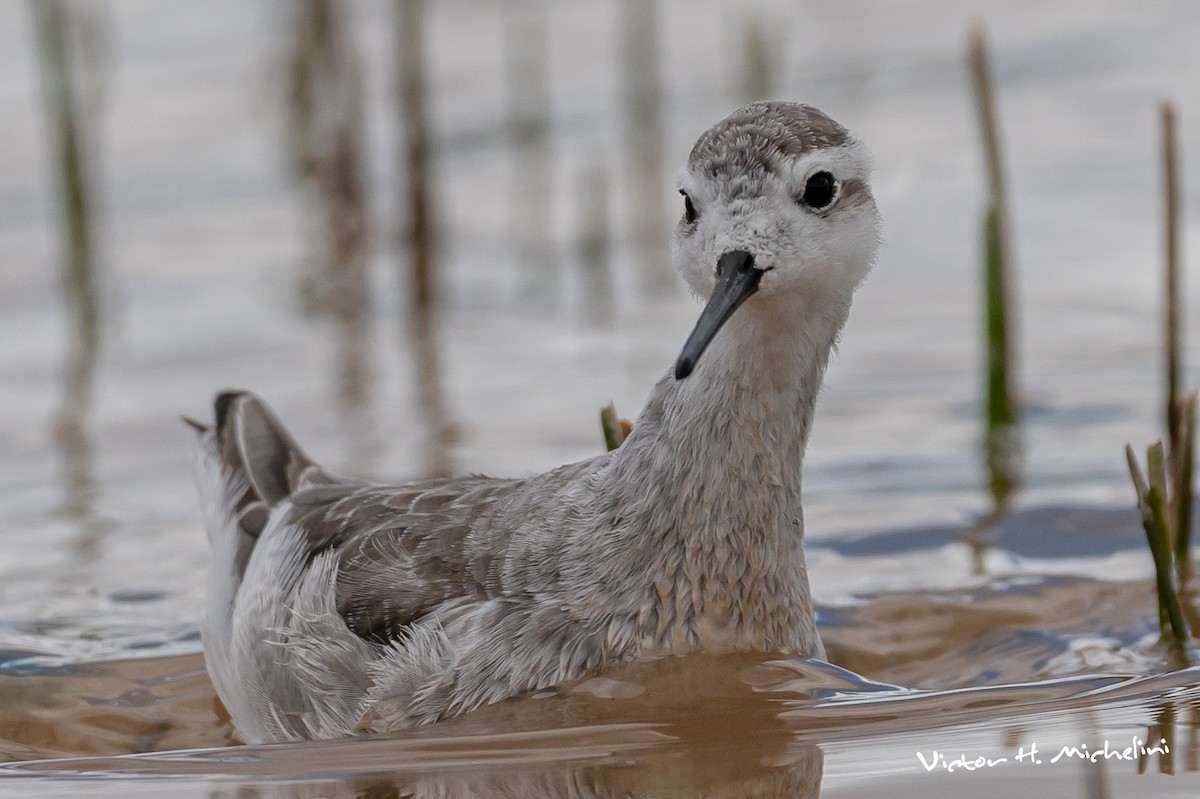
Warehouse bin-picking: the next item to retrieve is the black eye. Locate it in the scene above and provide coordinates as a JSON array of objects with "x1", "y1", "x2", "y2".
[
  {"x1": 680, "y1": 190, "x2": 698, "y2": 224},
  {"x1": 801, "y1": 171, "x2": 837, "y2": 210}
]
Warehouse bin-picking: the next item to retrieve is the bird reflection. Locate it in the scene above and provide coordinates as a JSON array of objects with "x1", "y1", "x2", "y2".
[
  {"x1": 204, "y1": 653, "x2": 825, "y2": 799},
  {"x1": 204, "y1": 746, "x2": 822, "y2": 799}
]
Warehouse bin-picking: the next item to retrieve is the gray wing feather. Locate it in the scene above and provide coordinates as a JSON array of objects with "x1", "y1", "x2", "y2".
[
  {"x1": 277, "y1": 551, "x2": 375, "y2": 738},
  {"x1": 324, "y1": 478, "x2": 520, "y2": 642},
  {"x1": 208, "y1": 390, "x2": 523, "y2": 646}
]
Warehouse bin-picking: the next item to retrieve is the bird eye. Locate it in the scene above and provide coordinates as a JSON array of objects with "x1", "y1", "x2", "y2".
[
  {"x1": 800, "y1": 171, "x2": 837, "y2": 210},
  {"x1": 680, "y1": 190, "x2": 698, "y2": 224}
]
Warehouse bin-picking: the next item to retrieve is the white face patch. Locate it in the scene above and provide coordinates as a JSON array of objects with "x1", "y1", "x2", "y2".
[
  {"x1": 671, "y1": 136, "x2": 881, "y2": 305},
  {"x1": 777, "y1": 140, "x2": 874, "y2": 198}
]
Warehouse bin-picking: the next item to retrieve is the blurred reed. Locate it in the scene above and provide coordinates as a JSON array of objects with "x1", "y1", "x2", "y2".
[
  {"x1": 1144, "y1": 702, "x2": 1178, "y2": 775},
  {"x1": 740, "y1": 12, "x2": 782, "y2": 101},
  {"x1": 1160, "y1": 102, "x2": 1194, "y2": 586},
  {"x1": 502, "y1": 0, "x2": 557, "y2": 308},
  {"x1": 969, "y1": 24, "x2": 1020, "y2": 520},
  {"x1": 31, "y1": 0, "x2": 108, "y2": 553},
  {"x1": 283, "y1": 0, "x2": 373, "y2": 417},
  {"x1": 1189, "y1": 704, "x2": 1200, "y2": 773},
  {"x1": 395, "y1": 0, "x2": 457, "y2": 478},
  {"x1": 1113, "y1": 102, "x2": 1200, "y2": 667},
  {"x1": 397, "y1": 0, "x2": 435, "y2": 324},
  {"x1": 1175, "y1": 393, "x2": 1197, "y2": 589},
  {"x1": 32, "y1": 0, "x2": 100, "y2": 440},
  {"x1": 618, "y1": 0, "x2": 671, "y2": 291},
  {"x1": 1119, "y1": 102, "x2": 1199, "y2": 668},
  {"x1": 576, "y1": 159, "x2": 615, "y2": 323},
  {"x1": 1078, "y1": 717, "x2": 1112, "y2": 795},
  {"x1": 1164, "y1": 103, "x2": 1183, "y2": 480}
]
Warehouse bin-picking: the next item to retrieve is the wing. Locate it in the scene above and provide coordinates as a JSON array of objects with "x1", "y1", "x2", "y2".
[
  {"x1": 321, "y1": 477, "x2": 519, "y2": 643},
  {"x1": 200, "y1": 390, "x2": 521, "y2": 646}
]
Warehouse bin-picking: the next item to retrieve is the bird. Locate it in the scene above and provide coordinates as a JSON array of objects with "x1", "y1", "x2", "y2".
[{"x1": 189, "y1": 100, "x2": 882, "y2": 744}]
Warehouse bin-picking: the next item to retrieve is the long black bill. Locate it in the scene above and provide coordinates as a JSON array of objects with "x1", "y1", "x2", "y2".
[{"x1": 674, "y1": 250, "x2": 766, "y2": 380}]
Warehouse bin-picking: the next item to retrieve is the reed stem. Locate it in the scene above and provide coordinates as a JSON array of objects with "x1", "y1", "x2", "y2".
[
  {"x1": 395, "y1": 0, "x2": 457, "y2": 478},
  {"x1": 32, "y1": 0, "x2": 103, "y2": 459},
  {"x1": 396, "y1": 0, "x2": 435, "y2": 323},
  {"x1": 1176, "y1": 392, "x2": 1197, "y2": 585},
  {"x1": 969, "y1": 24, "x2": 1020, "y2": 515},
  {"x1": 1161, "y1": 103, "x2": 1193, "y2": 586},
  {"x1": 577, "y1": 160, "x2": 614, "y2": 323},
  {"x1": 741, "y1": 13, "x2": 778, "y2": 101},
  {"x1": 600, "y1": 402, "x2": 629, "y2": 452},
  {"x1": 1163, "y1": 102, "x2": 1183, "y2": 491},
  {"x1": 285, "y1": 0, "x2": 372, "y2": 409},
  {"x1": 618, "y1": 0, "x2": 671, "y2": 290},
  {"x1": 1127, "y1": 443, "x2": 1190, "y2": 656}
]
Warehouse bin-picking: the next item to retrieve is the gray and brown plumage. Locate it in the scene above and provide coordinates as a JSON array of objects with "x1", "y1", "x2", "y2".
[{"x1": 191, "y1": 101, "x2": 881, "y2": 743}]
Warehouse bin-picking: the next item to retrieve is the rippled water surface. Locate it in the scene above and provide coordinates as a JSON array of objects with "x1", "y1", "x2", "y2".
[{"x1": 4, "y1": 0, "x2": 1200, "y2": 795}]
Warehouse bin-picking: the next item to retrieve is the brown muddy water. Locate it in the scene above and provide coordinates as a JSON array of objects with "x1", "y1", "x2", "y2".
[{"x1": 5, "y1": 0, "x2": 1200, "y2": 796}]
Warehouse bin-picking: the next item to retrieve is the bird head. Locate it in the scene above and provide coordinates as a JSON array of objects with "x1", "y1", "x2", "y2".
[{"x1": 671, "y1": 102, "x2": 882, "y2": 379}]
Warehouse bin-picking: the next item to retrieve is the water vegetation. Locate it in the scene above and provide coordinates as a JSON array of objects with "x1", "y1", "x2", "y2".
[
  {"x1": 1123, "y1": 101, "x2": 1196, "y2": 663},
  {"x1": 969, "y1": 24, "x2": 1021, "y2": 521},
  {"x1": 600, "y1": 401, "x2": 631, "y2": 452}
]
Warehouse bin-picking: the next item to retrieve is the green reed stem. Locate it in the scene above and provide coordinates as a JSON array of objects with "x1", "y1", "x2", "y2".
[
  {"x1": 32, "y1": 0, "x2": 102, "y2": 446},
  {"x1": 970, "y1": 24, "x2": 1019, "y2": 515},
  {"x1": 1176, "y1": 393, "x2": 1196, "y2": 585},
  {"x1": 1160, "y1": 103, "x2": 1193, "y2": 586},
  {"x1": 1163, "y1": 103, "x2": 1183, "y2": 500},
  {"x1": 32, "y1": 0, "x2": 97, "y2": 346},
  {"x1": 600, "y1": 402, "x2": 628, "y2": 452},
  {"x1": 1127, "y1": 443, "x2": 1190, "y2": 657},
  {"x1": 396, "y1": 0, "x2": 435, "y2": 323}
]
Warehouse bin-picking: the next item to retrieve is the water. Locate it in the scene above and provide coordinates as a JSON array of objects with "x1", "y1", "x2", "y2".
[
  {"x1": 2, "y1": 641, "x2": 1199, "y2": 796},
  {"x1": 3, "y1": 0, "x2": 1200, "y2": 794}
]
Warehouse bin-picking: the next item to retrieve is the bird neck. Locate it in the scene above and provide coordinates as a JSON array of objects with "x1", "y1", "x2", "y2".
[
  {"x1": 633, "y1": 288, "x2": 851, "y2": 505},
  {"x1": 601, "y1": 288, "x2": 853, "y2": 657}
]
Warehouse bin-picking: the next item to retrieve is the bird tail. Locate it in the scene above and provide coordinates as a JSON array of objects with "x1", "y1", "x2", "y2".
[
  {"x1": 188, "y1": 391, "x2": 324, "y2": 608},
  {"x1": 187, "y1": 391, "x2": 330, "y2": 743}
]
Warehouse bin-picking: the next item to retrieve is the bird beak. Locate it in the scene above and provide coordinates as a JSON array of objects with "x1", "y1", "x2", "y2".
[{"x1": 674, "y1": 250, "x2": 766, "y2": 380}]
